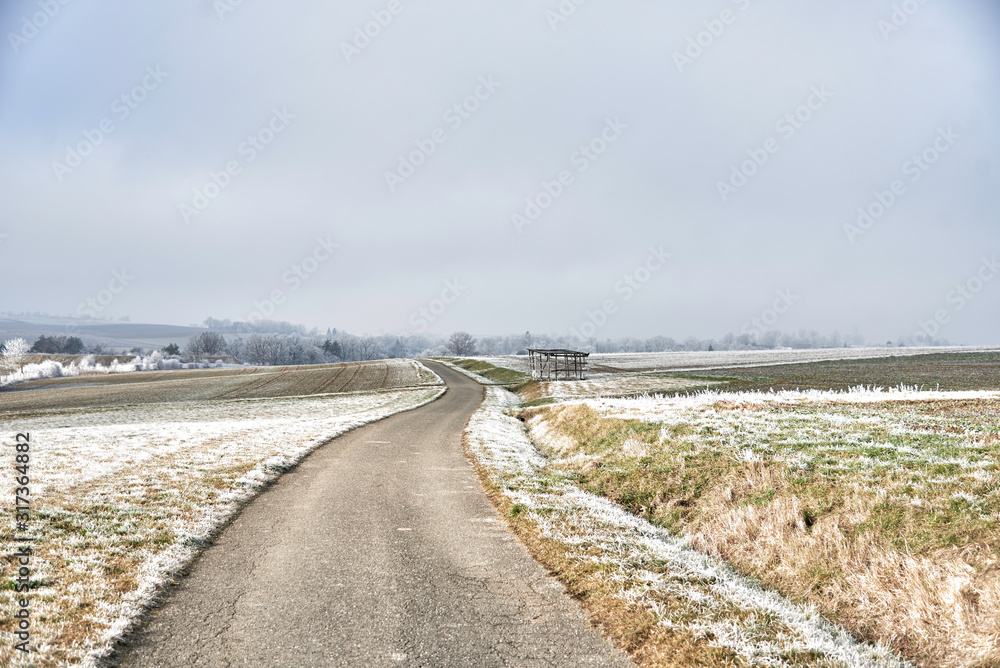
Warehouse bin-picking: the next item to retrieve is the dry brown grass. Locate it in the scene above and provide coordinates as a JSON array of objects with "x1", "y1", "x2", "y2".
[
  {"x1": 529, "y1": 401, "x2": 1000, "y2": 668},
  {"x1": 689, "y1": 466, "x2": 1000, "y2": 668},
  {"x1": 462, "y1": 427, "x2": 748, "y2": 667}
]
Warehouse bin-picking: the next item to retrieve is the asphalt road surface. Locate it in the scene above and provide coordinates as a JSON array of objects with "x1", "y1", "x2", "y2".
[{"x1": 117, "y1": 361, "x2": 633, "y2": 667}]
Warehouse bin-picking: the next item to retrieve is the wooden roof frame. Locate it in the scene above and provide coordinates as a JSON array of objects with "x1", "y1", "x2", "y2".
[{"x1": 527, "y1": 348, "x2": 590, "y2": 381}]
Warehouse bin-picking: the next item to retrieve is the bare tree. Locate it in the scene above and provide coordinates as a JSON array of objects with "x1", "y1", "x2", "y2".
[
  {"x1": 237, "y1": 333, "x2": 324, "y2": 366},
  {"x1": 243, "y1": 333, "x2": 289, "y2": 365},
  {"x1": 358, "y1": 337, "x2": 383, "y2": 361},
  {"x1": 187, "y1": 331, "x2": 228, "y2": 356},
  {"x1": 446, "y1": 331, "x2": 477, "y2": 357}
]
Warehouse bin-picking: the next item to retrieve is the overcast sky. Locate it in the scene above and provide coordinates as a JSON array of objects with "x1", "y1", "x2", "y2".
[{"x1": 1, "y1": 1, "x2": 998, "y2": 343}]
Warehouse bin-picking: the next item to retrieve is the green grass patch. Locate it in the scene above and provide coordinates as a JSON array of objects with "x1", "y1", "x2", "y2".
[{"x1": 434, "y1": 357, "x2": 531, "y2": 387}]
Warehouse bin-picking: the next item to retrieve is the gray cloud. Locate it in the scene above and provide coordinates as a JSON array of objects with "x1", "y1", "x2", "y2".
[{"x1": 1, "y1": 0, "x2": 997, "y2": 343}]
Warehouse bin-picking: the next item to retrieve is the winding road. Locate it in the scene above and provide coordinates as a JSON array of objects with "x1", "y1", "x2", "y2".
[{"x1": 117, "y1": 361, "x2": 632, "y2": 667}]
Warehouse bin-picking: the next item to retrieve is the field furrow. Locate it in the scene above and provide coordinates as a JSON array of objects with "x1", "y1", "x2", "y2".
[{"x1": 0, "y1": 360, "x2": 444, "y2": 667}]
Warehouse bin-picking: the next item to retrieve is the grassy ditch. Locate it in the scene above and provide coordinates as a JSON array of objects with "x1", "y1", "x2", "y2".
[
  {"x1": 463, "y1": 386, "x2": 905, "y2": 667},
  {"x1": 433, "y1": 357, "x2": 531, "y2": 387},
  {"x1": 525, "y1": 395, "x2": 1000, "y2": 668}
]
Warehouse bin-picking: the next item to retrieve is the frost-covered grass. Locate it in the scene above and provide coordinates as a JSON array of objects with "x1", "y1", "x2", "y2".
[
  {"x1": 577, "y1": 387, "x2": 1000, "y2": 526},
  {"x1": 527, "y1": 387, "x2": 1000, "y2": 667},
  {"x1": 588, "y1": 385, "x2": 1000, "y2": 417},
  {"x1": 465, "y1": 387, "x2": 908, "y2": 667},
  {"x1": 527, "y1": 375, "x2": 724, "y2": 403},
  {"x1": 0, "y1": 365, "x2": 443, "y2": 667},
  {"x1": 432, "y1": 357, "x2": 530, "y2": 387}
]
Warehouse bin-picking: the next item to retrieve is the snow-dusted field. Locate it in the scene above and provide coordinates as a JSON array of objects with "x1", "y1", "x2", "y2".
[
  {"x1": 584, "y1": 385, "x2": 1000, "y2": 421},
  {"x1": 533, "y1": 375, "x2": 722, "y2": 400},
  {"x1": 0, "y1": 359, "x2": 439, "y2": 415},
  {"x1": 524, "y1": 382, "x2": 1000, "y2": 667},
  {"x1": 464, "y1": 386, "x2": 908, "y2": 667},
  {"x1": 572, "y1": 387, "x2": 1000, "y2": 513},
  {"x1": 477, "y1": 345, "x2": 1000, "y2": 376},
  {"x1": 0, "y1": 363, "x2": 443, "y2": 667}
]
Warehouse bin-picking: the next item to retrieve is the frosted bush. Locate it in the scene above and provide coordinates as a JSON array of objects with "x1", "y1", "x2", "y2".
[{"x1": 0, "y1": 352, "x2": 240, "y2": 388}]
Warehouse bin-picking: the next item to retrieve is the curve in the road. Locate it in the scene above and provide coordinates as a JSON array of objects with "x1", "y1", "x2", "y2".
[{"x1": 116, "y1": 361, "x2": 633, "y2": 667}]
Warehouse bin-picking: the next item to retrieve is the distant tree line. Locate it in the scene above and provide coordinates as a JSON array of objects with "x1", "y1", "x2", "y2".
[
  {"x1": 173, "y1": 330, "x2": 438, "y2": 366},
  {"x1": 15, "y1": 323, "x2": 940, "y2": 369},
  {"x1": 171, "y1": 327, "x2": 909, "y2": 366},
  {"x1": 29, "y1": 335, "x2": 85, "y2": 354},
  {"x1": 468, "y1": 329, "x2": 872, "y2": 356},
  {"x1": 150, "y1": 317, "x2": 947, "y2": 368}
]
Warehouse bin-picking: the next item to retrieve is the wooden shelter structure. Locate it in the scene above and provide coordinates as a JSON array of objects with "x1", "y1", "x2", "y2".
[{"x1": 527, "y1": 349, "x2": 590, "y2": 381}]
